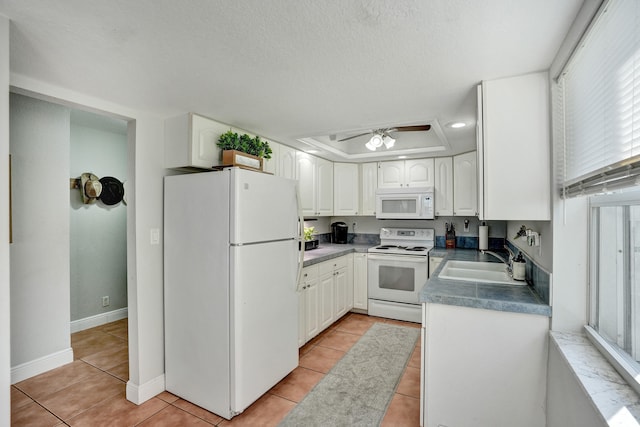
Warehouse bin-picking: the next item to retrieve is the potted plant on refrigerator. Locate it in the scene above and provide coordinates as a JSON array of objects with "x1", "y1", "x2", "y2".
[{"x1": 217, "y1": 130, "x2": 272, "y2": 172}]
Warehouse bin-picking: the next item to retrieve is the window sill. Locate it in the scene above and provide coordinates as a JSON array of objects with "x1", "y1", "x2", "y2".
[{"x1": 550, "y1": 331, "x2": 640, "y2": 426}]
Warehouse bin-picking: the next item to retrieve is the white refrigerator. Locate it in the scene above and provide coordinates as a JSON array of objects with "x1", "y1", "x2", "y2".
[{"x1": 164, "y1": 167, "x2": 303, "y2": 419}]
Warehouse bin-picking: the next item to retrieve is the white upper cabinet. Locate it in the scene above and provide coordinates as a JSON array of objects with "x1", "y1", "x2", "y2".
[
  {"x1": 297, "y1": 153, "x2": 333, "y2": 216},
  {"x1": 297, "y1": 153, "x2": 316, "y2": 214},
  {"x1": 334, "y1": 163, "x2": 359, "y2": 216},
  {"x1": 316, "y1": 157, "x2": 334, "y2": 216},
  {"x1": 378, "y1": 158, "x2": 435, "y2": 188},
  {"x1": 378, "y1": 161, "x2": 405, "y2": 188},
  {"x1": 434, "y1": 157, "x2": 453, "y2": 217},
  {"x1": 453, "y1": 151, "x2": 478, "y2": 217},
  {"x1": 404, "y1": 158, "x2": 435, "y2": 187},
  {"x1": 360, "y1": 162, "x2": 378, "y2": 216},
  {"x1": 165, "y1": 113, "x2": 231, "y2": 169},
  {"x1": 278, "y1": 144, "x2": 297, "y2": 180},
  {"x1": 478, "y1": 72, "x2": 551, "y2": 220}
]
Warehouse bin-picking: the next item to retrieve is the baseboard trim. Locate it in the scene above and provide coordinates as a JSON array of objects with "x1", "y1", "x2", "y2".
[
  {"x1": 70, "y1": 308, "x2": 128, "y2": 333},
  {"x1": 126, "y1": 374, "x2": 166, "y2": 405},
  {"x1": 11, "y1": 347, "x2": 74, "y2": 384}
]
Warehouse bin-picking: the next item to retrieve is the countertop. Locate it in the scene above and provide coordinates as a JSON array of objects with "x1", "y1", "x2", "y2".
[
  {"x1": 420, "y1": 249, "x2": 551, "y2": 317},
  {"x1": 303, "y1": 243, "x2": 372, "y2": 266}
]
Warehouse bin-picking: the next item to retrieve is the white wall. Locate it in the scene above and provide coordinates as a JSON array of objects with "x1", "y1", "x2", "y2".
[
  {"x1": 0, "y1": 14, "x2": 11, "y2": 427},
  {"x1": 546, "y1": 340, "x2": 605, "y2": 427},
  {"x1": 9, "y1": 74, "x2": 167, "y2": 404},
  {"x1": 70, "y1": 115, "x2": 127, "y2": 322},
  {"x1": 10, "y1": 94, "x2": 73, "y2": 376}
]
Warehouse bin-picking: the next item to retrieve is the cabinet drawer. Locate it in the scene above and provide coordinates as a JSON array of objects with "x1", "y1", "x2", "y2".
[
  {"x1": 300, "y1": 265, "x2": 318, "y2": 282},
  {"x1": 318, "y1": 256, "x2": 347, "y2": 276}
]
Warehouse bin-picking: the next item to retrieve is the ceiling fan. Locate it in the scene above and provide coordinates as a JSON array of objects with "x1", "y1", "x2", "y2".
[{"x1": 336, "y1": 125, "x2": 431, "y2": 151}]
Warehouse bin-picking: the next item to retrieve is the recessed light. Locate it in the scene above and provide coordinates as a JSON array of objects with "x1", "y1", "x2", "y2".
[{"x1": 448, "y1": 122, "x2": 466, "y2": 129}]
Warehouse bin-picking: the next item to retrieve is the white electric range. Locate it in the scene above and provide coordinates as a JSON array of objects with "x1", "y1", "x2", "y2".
[{"x1": 367, "y1": 228, "x2": 435, "y2": 323}]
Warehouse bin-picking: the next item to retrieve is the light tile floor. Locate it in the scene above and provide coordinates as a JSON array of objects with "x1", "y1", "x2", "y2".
[{"x1": 11, "y1": 313, "x2": 421, "y2": 426}]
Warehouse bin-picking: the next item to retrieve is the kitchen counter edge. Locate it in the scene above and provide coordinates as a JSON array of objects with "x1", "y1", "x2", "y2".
[
  {"x1": 303, "y1": 244, "x2": 372, "y2": 266},
  {"x1": 421, "y1": 249, "x2": 552, "y2": 317}
]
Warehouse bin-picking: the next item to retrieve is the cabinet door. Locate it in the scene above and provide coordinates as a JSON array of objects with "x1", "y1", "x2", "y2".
[
  {"x1": 434, "y1": 157, "x2": 453, "y2": 217},
  {"x1": 318, "y1": 273, "x2": 335, "y2": 330},
  {"x1": 316, "y1": 157, "x2": 334, "y2": 216},
  {"x1": 405, "y1": 158, "x2": 435, "y2": 188},
  {"x1": 346, "y1": 254, "x2": 354, "y2": 311},
  {"x1": 334, "y1": 163, "x2": 359, "y2": 216},
  {"x1": 297, "y1": 289, "x2": 306, "y2": 347},
  {"x1": 305, "y1": 280, "x2": 320, "y2": 341},
  {"x1": 453, "y1": 151, "x2": 478, "y2": 216},
  {"x1": 296, "y1": 153, "x2": 316, "y2": 216},
  {"x1": 190, "y1": 114, "x2": 228, "y2": 168},
  {"x1": 428, "y1": 256, "x2": 443, "y2": 278},
  {"x1": 360, "y1": 162, "x2": 378, "y2": 216},
  {"x1": 378, "y1": 161, "x2": 405, "y2": 188},
  {"x1": 481, "y1": 72, "x2": 550, "y2": 220},
  {"x1": 263, "y1": 140, "x2": 278, "y2": 175},
  {"x1": 353, "y1": 253, "x2": 368, "y2": 310},
  {"x1": 278, "y1": 145, "x2": 297, "y2": 180},
  {"x1": 334, "y1": 267, "x2": 348, "y2": 319}
]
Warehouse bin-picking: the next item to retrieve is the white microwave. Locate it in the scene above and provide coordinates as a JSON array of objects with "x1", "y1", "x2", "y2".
[{"x1": 375, "y1": 187, "x2": 435, "y2": 220}]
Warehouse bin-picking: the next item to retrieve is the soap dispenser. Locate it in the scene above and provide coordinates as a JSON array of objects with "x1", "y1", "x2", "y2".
[{"x1": 512, "y1": 253, "x2": 526, "y2": 281}]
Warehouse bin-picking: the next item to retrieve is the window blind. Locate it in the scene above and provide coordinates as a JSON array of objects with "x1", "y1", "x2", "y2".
[{"x1": 559, "y1": 0, "x2": 640, "y2": 198}]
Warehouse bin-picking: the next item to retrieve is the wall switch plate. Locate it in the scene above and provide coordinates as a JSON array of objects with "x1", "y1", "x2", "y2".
[
  {"x1": 150, "y1": 228, "x2": 160, "y2": 245},
  {"x1": 102, "y1": 296, "x2": 110, "y2": 307}
]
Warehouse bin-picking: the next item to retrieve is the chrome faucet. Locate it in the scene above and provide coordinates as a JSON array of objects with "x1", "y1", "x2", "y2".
[{"x1": 482, "y1": 246, "x2": 514, "y2": 275}]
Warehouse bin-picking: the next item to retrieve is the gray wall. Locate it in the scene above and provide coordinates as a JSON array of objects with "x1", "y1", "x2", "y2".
[
  {"x1": 10, "y1": 93, "x2": 71, "y2": 367},
  {"x1": 70, "y1": 112, "x2": 127, "y2": 322}
]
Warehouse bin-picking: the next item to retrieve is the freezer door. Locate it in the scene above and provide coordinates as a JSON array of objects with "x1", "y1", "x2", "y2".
[
  {"x1": 230, "y1": 168, "x2": 299, "y2": 244},
  {"x1": 229, "y1": 239, "x2": 299, "y2": 413}
]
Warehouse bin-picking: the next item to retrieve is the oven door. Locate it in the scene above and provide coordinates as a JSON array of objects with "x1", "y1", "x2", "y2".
[{"x1": 367, "y1": 253, "x2": 428, "y2": 305}]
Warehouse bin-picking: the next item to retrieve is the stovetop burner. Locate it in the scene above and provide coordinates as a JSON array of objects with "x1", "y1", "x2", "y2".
[{"x1": 369, "y1": 227, "x2": 435, "y2": 256}]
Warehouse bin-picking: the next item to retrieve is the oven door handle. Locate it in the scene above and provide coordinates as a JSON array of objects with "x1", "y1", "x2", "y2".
[{"x1": 367, "y1": 254, "x2": 428, "y2": 263}]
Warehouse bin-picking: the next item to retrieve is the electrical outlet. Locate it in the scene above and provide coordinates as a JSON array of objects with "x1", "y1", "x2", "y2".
[{"x1": 102, "y1": 296, "x2": 110, "y2": 307}]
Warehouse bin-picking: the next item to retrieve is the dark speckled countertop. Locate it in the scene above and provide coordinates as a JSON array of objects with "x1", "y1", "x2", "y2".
[
  {"x1": 303, "y1": 243, "x2": 372, "y2": 266},
  {"x1": 421, "y1": 249, "x2": 551, "y2": 317}
]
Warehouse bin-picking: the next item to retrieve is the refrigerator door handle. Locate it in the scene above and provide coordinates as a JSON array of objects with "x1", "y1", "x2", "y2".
[{"x1": 295, "y1": 183, "x2": 305, "y2": 286}]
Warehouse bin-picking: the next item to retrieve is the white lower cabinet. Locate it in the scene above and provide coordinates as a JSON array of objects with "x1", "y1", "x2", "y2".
[
  {"x1": 298, "y1": 265, "x2": 319, "y2": 346},
  {"x1": 298, "y1": 254, "x2": 355, "y2": 347},
  {"x1": 421, "y1": 303, "x2": 548, "y2": 427},
  {"x1": 353, "y1": 253, "x2": 368, "y2": 311},
  {"x1": 428, "y1": 255, "x2": 443, "y2": 278}
]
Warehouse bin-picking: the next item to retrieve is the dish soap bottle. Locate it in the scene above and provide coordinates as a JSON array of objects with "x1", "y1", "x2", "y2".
[
  {"x1": 445, "y1": 222, "x2": 456, "y2": 249},
  {"x1": 512, "y1": 253, "x2": 526, "y2": 281}
]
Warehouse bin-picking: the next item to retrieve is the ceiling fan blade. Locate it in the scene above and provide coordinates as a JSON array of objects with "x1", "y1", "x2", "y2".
[
  {"x1": 389, "y1": 125, "x2": 431, "y2": 132},
  {"x1": 338, "y1": 132, "x2": 371, "y2": 142}
]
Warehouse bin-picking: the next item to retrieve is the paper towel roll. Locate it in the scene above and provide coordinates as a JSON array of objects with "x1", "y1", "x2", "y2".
[{"x1": 479, "y1": 225, "x2": 489, "y2": 250}]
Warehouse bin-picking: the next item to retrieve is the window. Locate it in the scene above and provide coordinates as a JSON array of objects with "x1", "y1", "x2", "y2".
[
  {"x1": 557, "y1": 0, "x2": 640, "y2": 198},
  {"x1": 589, "y1": 191, "x2": 640, "y2": 394},
  {"x1": 556, "y1": 0, "x2": 640, "y2": 393}
]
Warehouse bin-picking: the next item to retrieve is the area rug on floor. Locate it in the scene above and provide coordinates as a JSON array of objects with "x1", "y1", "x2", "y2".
[{"x1": 279, "y1": 322, "x2": 420, "y2": 427}]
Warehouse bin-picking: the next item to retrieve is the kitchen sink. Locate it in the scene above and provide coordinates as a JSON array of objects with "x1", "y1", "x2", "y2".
[{"x1": 437, "y1": 260, "x2": 526, "y2": 285}]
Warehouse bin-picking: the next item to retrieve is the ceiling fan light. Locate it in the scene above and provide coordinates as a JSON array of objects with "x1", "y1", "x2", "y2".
[
  {"x1": 383, "y1": 135, "x2": 396, "y2": 148},
  {"x1": 365, "y1": 140, "x2": 377, "y2": 151},
  {"x1": 369, "y1": 134, "x2": 383, "y2": 148}
]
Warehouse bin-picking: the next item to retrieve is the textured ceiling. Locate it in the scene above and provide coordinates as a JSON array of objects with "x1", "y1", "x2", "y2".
[{"x1": 0, "y1": 0, "x2": 584, "y2": 161}]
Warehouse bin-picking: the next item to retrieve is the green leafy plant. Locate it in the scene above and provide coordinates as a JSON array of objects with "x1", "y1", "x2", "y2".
[
  {"x1": 303, "y1": 226, "x2": 315, "y2": 241},
  {"x1": 217, "y1": 130, "x2": 272, "y2": 159}
]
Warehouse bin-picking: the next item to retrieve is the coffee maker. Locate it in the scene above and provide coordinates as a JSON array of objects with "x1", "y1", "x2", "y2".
[{"x1": 331, "y1": 222, "x2": 348, "y2": 244}]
